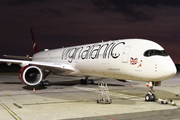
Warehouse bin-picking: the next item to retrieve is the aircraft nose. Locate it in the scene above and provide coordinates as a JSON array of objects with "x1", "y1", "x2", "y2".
[{"x1": 164, "y1": 63, "x2": 177, "y2": 79}]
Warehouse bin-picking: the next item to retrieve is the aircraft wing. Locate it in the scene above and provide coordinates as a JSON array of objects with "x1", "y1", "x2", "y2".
[
  {"x1": 0, "y1": 59, "x2": 75, "y2": 72},
  {"x1": 3, "y1": 55, "x2": 32, "y2": 60}
]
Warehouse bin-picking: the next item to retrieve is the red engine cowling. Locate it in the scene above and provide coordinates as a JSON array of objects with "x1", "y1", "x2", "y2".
[{"x1": 19, "y1": 65, "x2": 43, "y2": 86}]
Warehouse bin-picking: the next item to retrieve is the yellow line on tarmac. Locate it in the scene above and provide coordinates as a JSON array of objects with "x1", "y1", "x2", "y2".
[{"x1": 0, "y1": 101, "x2": 21, "y2": 120}]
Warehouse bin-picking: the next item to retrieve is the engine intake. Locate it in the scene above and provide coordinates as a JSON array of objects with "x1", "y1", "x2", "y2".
[{"x1": 19, "y1": 65, "x2": 43, "y2": 86}]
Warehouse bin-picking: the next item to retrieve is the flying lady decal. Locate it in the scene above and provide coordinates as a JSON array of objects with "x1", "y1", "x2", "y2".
[{"x1": 137, "y1": 60, "x2": 143, "y2": 68}]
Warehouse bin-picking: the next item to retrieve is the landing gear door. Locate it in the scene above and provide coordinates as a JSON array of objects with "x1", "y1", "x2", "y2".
[{"x1": 122, "y1": 46, "x2": 131, "y2": 63}]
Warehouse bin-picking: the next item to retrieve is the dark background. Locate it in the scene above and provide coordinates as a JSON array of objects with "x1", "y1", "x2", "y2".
[{"x1": 0, "y1": 0, "x2": 180, "y2": 62}]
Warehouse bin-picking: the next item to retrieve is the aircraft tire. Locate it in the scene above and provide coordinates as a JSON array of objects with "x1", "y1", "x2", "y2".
[
  {"x1": 80, "y1": 79, "x2": 84, "y2": 84},
  {"x1": 145, "y1": 94, "x2": 151, "y2": 101},
  {"x1": 88, "y1": 79, "x2": 94, "y2": 84},
  {"x1": 151, "y1": 93, "x2": 156, "y2": 101},
  {"x1": 80, "y1": 79, "x2": 88, "y2": 85},
  {"x1": 38, "y1": 80, "x2": 51, "y2": 86},
  {"x1": 91, "y1": 80, "x2": 94, "y2": 84}
]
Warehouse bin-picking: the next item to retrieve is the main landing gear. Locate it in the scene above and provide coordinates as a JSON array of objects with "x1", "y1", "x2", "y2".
[
  {"x1": 38, "y1": 70, "x2": 51, "y2": 87},
  {"x1": 39, "y1": 80, "x2": 51, "y2": 86},
  {"x1": 80, "y1": 77, "x2": 94, "y2": 85},
  {"x1": 145, "y1": 82, "x2": 156, "y2": 101}
]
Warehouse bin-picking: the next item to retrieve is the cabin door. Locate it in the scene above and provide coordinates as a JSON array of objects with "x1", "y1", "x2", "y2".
[{"x1": 122, "y1": 46, "x2": 131, "y2": 63}]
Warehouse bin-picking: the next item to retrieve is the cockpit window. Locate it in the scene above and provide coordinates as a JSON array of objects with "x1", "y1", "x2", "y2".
[{"x1": 144, "y1": 50, "x2": 168, "y2": 57}]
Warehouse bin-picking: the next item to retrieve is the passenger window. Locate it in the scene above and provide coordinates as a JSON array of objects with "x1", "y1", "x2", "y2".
[{"x1": 144, "y1": 50, "x2": 168, "y2": 57}]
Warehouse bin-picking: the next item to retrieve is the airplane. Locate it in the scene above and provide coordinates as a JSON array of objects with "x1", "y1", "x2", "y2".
[{"x1": 0, "y1": 28, "x2": 177, "y2": 102}]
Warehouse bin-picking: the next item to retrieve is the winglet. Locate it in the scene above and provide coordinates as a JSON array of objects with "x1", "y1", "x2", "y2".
[{"x1": 31, "y1": 28, "x2": 39, "y2": 53}]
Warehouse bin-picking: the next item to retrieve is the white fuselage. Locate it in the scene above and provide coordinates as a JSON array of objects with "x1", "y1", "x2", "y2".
[{"x1": 32, "y1": 39, "x2": 176, "y2": 82}]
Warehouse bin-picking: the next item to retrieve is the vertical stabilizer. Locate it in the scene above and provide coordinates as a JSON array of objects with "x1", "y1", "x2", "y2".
[{"x1": 31, "y1": 28, "x2": 39, "y2": 53}]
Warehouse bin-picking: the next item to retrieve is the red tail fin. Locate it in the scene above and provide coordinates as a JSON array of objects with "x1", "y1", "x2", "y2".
[{"x1": 31, "y1": 28, "x2": 39, "y2": 53}]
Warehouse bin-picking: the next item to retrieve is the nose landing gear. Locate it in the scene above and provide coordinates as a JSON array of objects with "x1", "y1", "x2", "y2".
[{"x1": 145, "y1": 82, "x2": 156, "y2": 101}]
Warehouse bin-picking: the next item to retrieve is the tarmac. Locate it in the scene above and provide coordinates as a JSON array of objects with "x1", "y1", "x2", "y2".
[{"x1": 0, "y1": 72, "x2": 180, "y2": 120}]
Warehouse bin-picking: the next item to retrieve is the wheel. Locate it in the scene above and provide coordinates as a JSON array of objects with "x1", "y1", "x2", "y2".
[
  {"x1": 41, "y1": 80, "x2": 51, "y2": 86},
  {"x1": 80, "y1": 79, "x2": 88, "y2": 85},
  {"x1": 85, "y1": 79, "x2": 88, "y2": 85},
  {"x1": 80, "y1": 79, "x2": 84, "y2": 84},
  {"x1": 91, "y1": 80, "x2": 94, "y2": 84},
  {"x1": 151, "y1": 93, "x2": 156, "y2": 101},
  {"x1": 80, "y1": 79, "x2": 87, "y2": 84},
  {"x1": 145, "y1": 94, "x2": 151, "y2": 101},
  {"x1": 38, "y1": 81, "x2": 44, "y2": 86},
  {"x1": 44, "y1": 80, "x2": 51, "y2": 86},
  {"x1": 38, "y1": 80, "x2": 51, "y2": 86},
  {"x1": 88, "y1": 79, "x2": 94, "y2": 84}
]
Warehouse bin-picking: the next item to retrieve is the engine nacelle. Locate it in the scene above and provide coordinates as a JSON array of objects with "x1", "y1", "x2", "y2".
[{"x1": 19, "y1": 65, "x2": 43, "y2": 86}]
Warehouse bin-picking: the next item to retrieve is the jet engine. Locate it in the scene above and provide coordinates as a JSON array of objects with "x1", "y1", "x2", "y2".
[{"x1": 19, "y1": 65, "x2": 43, "y2": 86}]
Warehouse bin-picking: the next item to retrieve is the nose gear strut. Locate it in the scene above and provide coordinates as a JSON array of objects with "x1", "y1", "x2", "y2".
[{"x1": 145, "y1": 82, "x2": 156, "y2": 101}]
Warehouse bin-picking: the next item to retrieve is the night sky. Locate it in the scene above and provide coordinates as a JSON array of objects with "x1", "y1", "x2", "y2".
[{"x1": 0, "y1": 0, "x2": 180, "y2": 63}]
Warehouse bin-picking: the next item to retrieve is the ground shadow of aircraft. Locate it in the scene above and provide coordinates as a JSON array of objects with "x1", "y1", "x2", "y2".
[
  {"x1": 50, "y1": 78, "x2": 128, "y2": 87},
  {"x1": 23, "y1": 86, "x2": 47, "y2": 90},
  {"x1": 0, "y1": 82, "x2": 22, "y2": 84}
]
